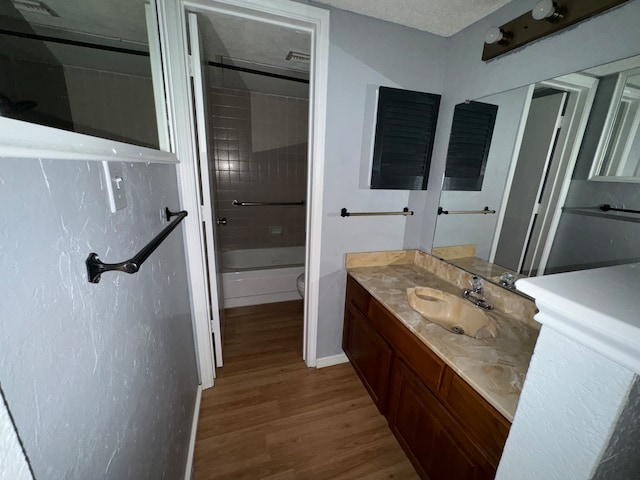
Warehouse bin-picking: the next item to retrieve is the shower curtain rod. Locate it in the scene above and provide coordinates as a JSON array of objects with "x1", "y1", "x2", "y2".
[
  {"x1": 208, "y1": 61, "x2": 309, "y2": 84},
  {"x1": 0, "y1": 29, "x2": 310, "y2": 85},
  {"x1": 0, "y1": 28, "x2": 148, "y2": 57}
]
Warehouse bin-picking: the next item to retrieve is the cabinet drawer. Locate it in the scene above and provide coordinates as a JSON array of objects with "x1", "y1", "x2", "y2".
[
  {"x1": 346, "y1": 275, "x2": 370, "y2": 315},
  {"x1": 368, "y1": 298, "x2": 446, "y2": 395},
  {"x1": 441, "y1": 368, "x2": 510, "y2": 467}
]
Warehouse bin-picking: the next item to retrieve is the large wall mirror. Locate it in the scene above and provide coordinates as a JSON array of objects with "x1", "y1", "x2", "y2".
[
  {"x1": 433, "y1": 54, "x2": 640, "y2": 293},
  {"x1": 589, "y1": 64, "x2": 640, "y2": 181},
  {"x1": 0, "y1": 0, "x2": 168, "y2": 152}
]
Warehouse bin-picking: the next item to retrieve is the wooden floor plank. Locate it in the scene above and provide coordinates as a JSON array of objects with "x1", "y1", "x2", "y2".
[{"x1": 193, "y1": 300, "x2": 418, "y2": 480}]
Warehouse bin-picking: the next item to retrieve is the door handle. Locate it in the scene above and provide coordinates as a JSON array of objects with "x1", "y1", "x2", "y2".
[{"x1": 216, "y1": 217, "x2": 227, "y2": 225}]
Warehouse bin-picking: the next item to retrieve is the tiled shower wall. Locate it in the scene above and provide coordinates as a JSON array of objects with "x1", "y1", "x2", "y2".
[{"x1": 208, "y1": 87, "x2": 308, "y2": 252}]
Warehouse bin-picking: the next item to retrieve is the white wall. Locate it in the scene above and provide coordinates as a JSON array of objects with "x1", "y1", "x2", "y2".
[
  {"x1": 434, "y1": 86, "x2": 531, "y2": 258},
  {"x1": 0, "y1": 158, "x2": 198, "y2": 478},
  {"x1": 316, "y1": 7, "x2": 448, "y2": 357},
  {"x1": 0, "y1": 390, "x2": 32, "y2": 480},
  {"x1": 496, "y1": 326, "x2": 635, "y2": 480},
  {"x1": 408, "y1": 0, "x2": 640, "y2": 253}
]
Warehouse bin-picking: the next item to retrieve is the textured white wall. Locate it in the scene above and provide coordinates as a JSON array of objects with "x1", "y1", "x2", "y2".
[
  {"x1": 0, "y1": 392, "x2": 32, "y2": 480},
  {"x1": 0, "y1": 158, "x2": 198, "y2": 479},
  {"x1": 496, "y1": 326, "x2": 635, "y2": 480},
  {"x1": 592, "y1": 376, "x2": 640, "y2": 479},
  {"x1": 316, "y1": 7, "x2": 448, "y2": 357}
]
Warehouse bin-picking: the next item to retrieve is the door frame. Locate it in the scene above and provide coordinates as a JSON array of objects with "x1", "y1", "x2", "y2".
[
  {"x1": 489, "y1": 74, "x2": 598, "y2": 275},
  {"x1": 156, "y1": 0, "x2": 329, "y2": 387},
  {"x1": 186, "y1": 12, "x2": 225, "y2": 370},
  {"x1": 528, "y1": 73, "x2": 599, "y2": 275}
]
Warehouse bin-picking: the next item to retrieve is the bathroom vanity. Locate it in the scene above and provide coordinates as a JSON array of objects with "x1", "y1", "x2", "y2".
[{"x1": 342, "y1": 250, "x2": 539, "y2": 480}]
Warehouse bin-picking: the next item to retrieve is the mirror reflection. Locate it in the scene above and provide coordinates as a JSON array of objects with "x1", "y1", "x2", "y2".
[
  {"x1": 0, "y1": 0, "x2": 162, "y2": 149},
  {"x1": 590, "y1": 67, "x2": 640, "y2": 181},
  {"x1": 434, "y1": 55, "x2": 640, "y2": 292}
]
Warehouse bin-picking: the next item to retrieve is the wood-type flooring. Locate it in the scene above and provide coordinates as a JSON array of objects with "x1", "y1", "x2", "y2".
[{"x1": 193, "y1": 300, "x2": 418, "y2": 480}]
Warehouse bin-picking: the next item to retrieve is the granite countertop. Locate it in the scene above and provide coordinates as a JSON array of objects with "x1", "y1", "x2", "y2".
[{"x1": 348, "y1": 264, "x2": 539, "y2": 422}]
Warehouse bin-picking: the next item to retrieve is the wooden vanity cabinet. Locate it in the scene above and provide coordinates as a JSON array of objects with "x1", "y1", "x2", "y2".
[
  {"x1": 343, "y1": 275, "x2": 509, "y2": 480},
  {"x1": 342, "y1": 277, "x2": 393, "y2": 414},
  {"x1": 388, "y1": 359, "x2": 495, "y2": 480}
]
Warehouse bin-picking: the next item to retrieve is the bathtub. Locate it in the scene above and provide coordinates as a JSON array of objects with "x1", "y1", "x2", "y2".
[{"x1": 221, "y1": 246, "x2": 305, "y2": 308}]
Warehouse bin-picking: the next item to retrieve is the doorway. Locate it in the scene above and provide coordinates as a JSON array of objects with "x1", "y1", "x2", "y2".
[
  {"x1": 157, "y1": 0, "x2": 329, "y2": 387},
  {"x1": 490, "y1": 73, "x2": 599, "y2": 276},
  {"x1": 188, "y1": 8, "x2": 311, "y2": 367}
]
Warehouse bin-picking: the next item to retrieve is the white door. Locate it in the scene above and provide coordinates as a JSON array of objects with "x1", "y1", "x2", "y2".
[
  {"x1": 187, "y1": 12, "x2": 224, "y2": 368},
  {"x1": 493, "y1": 92, "x2": 567, "y2": 273}
]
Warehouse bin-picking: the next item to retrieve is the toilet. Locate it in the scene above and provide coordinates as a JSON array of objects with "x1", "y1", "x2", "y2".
[{"x1": 296, "y1": 273, "x2": 305, "y2": 298}]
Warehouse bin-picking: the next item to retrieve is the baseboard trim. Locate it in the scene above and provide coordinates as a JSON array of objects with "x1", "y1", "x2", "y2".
[
  {"x1": 316, "y1": 352, "x2": 349, "y2": 368},
  {"x1": 184, "y1": 384, "x2": 202, "y2": 480}
]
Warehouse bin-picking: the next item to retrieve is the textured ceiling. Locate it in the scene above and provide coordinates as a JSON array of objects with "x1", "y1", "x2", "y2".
[
  {"x1": 200, "y1": 11, "x2": 310, "y2": 72},
  {"x1": 312, "y1": 0, "x2": 515, "y2": 37}
]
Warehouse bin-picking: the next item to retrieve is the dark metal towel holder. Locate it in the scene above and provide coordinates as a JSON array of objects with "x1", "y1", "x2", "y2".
[
  {"x1": 86, "y1": 208, "x2": 188, "y2": 284},
  {"x1": 599, "y1": 204, "x2": 640, "y2": 215},
  {"x1": 341, "y1": 207, "x2": 413, "y2": 217}
]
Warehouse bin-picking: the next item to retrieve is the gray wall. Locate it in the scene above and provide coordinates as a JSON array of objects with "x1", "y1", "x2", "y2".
[
  {"x1": 317, "y1": 7, "x2": 448, "y2": 357},
  {"x1": 406, "y1": 0, "x2": 640, "y2": 254},
  {"x1": 592, "y1": 375, "x2": 640, "y2": 480},
  {"x1": 546, "y1": 75, "x2": 640, "y2": 272},
  {"x1": 0, "y1": 158, "x2": 198, "y2": 479}
]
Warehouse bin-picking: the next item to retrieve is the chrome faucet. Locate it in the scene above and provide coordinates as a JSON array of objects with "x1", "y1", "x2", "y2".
[{"x1": 462, "y1": 276, "x2": 493, "y2": 310}]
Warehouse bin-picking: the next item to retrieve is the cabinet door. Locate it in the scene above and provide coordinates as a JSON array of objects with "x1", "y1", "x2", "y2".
[
  {"x1": 388, "y1": 360, "x2": 495, "y2": 480},
  {"x1": 343, "y1": 306, "x2": 393, "y2": 414}
]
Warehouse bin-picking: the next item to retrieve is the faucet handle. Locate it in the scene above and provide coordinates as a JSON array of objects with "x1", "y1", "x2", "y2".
[{"x1": 470, "y1": 275, "x2": 483, "y2": 293}]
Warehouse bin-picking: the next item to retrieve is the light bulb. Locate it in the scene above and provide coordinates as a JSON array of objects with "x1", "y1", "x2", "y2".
[
  {"x1": 485, "y1": 27, "x2": 505, "y2": 45},
  {"x1": 532, "y1": 0, "x2": 559, "y2": 20}
]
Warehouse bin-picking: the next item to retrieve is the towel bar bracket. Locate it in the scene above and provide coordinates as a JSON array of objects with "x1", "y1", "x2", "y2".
[{"x1": 86, "y1": 208, "x2": 188, "y2": 284}]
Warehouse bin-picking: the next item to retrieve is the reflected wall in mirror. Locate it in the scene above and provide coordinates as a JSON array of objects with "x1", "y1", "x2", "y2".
[
  {"x1": 589, "y1": 62, "x2": 640, "y2": 181},
  {"x1": 434, "y1": 55, "x2": 640, "y2": 293},
  {"x1": 0, "y1": 0, "x2": 163, "y2": 149}
]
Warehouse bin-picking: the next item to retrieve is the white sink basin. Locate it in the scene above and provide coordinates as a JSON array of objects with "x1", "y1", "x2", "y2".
[{"x1": 406, "y1": 287, "x2": 498, "y2": 339}]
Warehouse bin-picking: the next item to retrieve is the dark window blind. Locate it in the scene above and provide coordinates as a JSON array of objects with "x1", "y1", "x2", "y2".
[
  {"x1": 371, "y1": 87, "x2": 441, "y2": 190},
  {"x1": 443, "y1": 101, "x2": 499, "y2": 191}
]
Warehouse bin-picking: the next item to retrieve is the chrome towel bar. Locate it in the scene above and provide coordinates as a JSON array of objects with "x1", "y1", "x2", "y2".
[
  {"x1": 232, "y1": 200, "x2": 305, "y2": 206},
  {"x1": 341, "y1": 207, "x2": 414, "y2": 217},
  {"x1": 86, "y1": 208, "x2": 188, "y2": 284},
  {"x1": 438, "y1": 206, "x2": 495, "y2": 215}
]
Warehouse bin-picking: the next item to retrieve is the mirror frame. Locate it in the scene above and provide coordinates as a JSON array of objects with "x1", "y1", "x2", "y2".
[
  {"x1": 589, "y1": 66, "x2": 640, "y2": 182},
  {"x1": 0, "y1": 0, "x2": 176, "y2": 165},
  {"x1": 0, "y1": 117, "x2": 177, "y2": 164}
]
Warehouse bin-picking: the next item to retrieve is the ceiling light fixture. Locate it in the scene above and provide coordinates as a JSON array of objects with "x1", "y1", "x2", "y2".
[
  {"x1": 484, "y1": 27, "x2": 511, "y2": 45},
  {"x1": 532, "y1": 0, "x2": 564, "y2": 21},
  {"x1": 482, "y1": 0, "x2": 629, "y2": 61}
]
